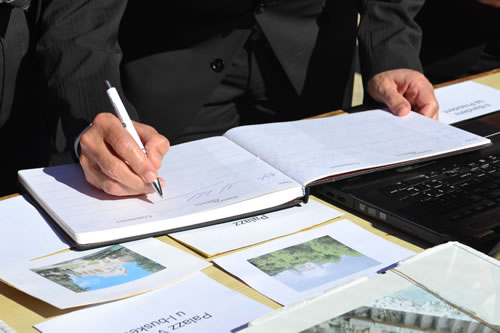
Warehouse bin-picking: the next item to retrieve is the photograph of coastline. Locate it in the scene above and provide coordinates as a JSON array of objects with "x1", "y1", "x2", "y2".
[
  {"x1": 248, "y1": 235, "x2": 380, "y2": 292},
  {"x1": 31, "y1": 245, "x2": 166, "y2": 293}
]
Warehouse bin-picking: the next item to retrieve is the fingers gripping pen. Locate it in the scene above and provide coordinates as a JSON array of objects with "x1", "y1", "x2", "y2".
[{"x1": 105, "y1": 80, "x2": 163, "y2": 197}]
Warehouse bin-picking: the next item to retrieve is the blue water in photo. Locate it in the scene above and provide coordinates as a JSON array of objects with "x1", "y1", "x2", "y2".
[
  {"x1": 274, "y1": 255, "x2": 380, "y2": 292},
  {"x1": 69, "y1": 262, "x2": 151, "y2": 292}
]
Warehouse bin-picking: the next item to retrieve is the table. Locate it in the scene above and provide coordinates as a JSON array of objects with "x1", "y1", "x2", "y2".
[
  {"x1": 0, "y1": 196, "x2": 428, "y2": 332},
  {"x1": 1, "y1": 69, "x2": 499, "y2": 332}
]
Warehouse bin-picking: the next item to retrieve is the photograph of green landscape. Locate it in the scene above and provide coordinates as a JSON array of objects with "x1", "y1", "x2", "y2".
[
  {"x1": 31, "y1": 245, "x2": 166, "y2": 293},
  {"x1": 248, "y1": 235, "x2": 380, "y2": 292}
]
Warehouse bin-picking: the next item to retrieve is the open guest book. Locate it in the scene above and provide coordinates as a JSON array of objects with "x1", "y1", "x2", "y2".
[{"x1": 18, "y1": 110, "x2": 491, "y2": 248}]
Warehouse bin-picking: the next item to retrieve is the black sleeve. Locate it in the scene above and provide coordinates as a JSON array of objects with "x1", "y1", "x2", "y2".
[
  {"x1": 0, "y1": 6, "x2": 30, "y2": 127},
  {"x1": 36, "y1": 0, "x2": 138, "y2": 149},
  {"x1": 357, "y1": 0, "x2": 425, "y2": 82}
]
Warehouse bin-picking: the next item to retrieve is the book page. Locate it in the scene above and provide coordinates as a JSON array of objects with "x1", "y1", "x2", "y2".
[
  {"x1": 19, "y1": 136, "x2": 303, "y2": 245},
  {"x1": 224, "y1": 110, "x2": 491, "y2": 185}
]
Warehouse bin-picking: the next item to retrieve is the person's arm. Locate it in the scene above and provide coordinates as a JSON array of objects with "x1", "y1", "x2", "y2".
[
  {"x1": 358, "y1": 0, "x2": 439, "y2": 119},
  {"x1": 37, "y1": 0, "x2": 133, "y2": 134},
  {"x1": 0, "y1": 3, "x2": 30, "y2": 128},
  {"x1": 37, "y1": 0, "x2": 169, "y2": 196}
]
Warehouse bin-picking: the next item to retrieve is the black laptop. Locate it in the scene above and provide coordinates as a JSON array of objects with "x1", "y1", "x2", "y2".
[{"x1": 313, "y1": 111, "x2": 500, "y2": 254}]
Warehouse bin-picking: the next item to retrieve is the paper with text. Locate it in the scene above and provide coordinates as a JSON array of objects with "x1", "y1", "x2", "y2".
[
  {"x1": 435, "y1": 81, "x2": 500, "y2": 124},
  {"x1": 170, "y1": 199, "x2": 343, "y2": 256},
  {"x1": 0, "y1": 196, "x2": 69, "y2": 262},
  {"x1": 224, "y1": 110, "x2": 490, "y2": 185},
  {"x1": 34, "y1": 272, "x2": 271, "y2": 333},
  {"x1": 214, "y1": 219, "x2": 415, "y2": 306},
  {"x1": 0, "y1": 238, "x2": 209, "y2": 309}
]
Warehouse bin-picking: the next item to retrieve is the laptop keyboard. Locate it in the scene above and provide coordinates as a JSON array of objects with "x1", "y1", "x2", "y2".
[{"x1": 379, "y1": 154, "x2": 500, "y2": 222}]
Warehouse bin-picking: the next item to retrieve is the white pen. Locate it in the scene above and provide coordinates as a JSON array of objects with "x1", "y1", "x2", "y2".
[{"x1": 105, "y1": 80, "x2": 163, "y2": 198}]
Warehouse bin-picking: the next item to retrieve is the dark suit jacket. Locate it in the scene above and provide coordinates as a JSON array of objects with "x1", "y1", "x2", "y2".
[
  {"x1": 0, "y1": 2, "x2": 50, "y2": 196},
  {"x1": 416, "y1": 0, "x2": 500, "y2": 84},
  {"x1": 36, "y1": 0, "x2": 424, "y2": 158},
  {"x1": 0, "y1": 3, "x2": 31, "y2": 127}
]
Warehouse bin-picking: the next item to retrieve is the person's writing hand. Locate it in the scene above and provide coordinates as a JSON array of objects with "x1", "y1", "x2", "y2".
[
  {"x1": 366, "y1": 69, "x2": 439, "y2": 119},
  {"x1": 79, "y1": 113, "x2": 170, "y2": 196}
]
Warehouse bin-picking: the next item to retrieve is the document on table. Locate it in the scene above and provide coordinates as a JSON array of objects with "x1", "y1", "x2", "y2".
[
  {"x1": 435, "y1": 81, "x2": 500, "y2": 124},
  {"x1": 0, "y1": 238, "x2": 209, "y2": 309},
  {"x1": 0, "y1": 195, "x2": 69, "y2": 262},
  {"x1": 170, "y1": 199, "x2": 343, "y2": 256},
  {"x1": 35, "y1": 272, "x2": 272, "y2": 333},
  {"x1": 213, "y1": 219, "x2": 415, "y2": 306}
]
